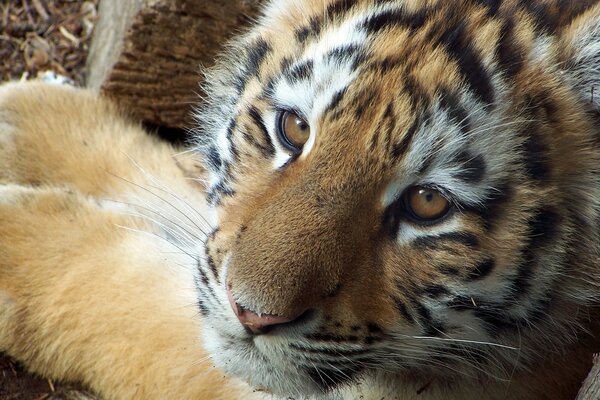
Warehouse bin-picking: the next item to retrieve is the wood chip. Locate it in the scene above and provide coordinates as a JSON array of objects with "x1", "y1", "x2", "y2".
[{"x1": 58, "y1": 25, "x2": 79, "y2": 46}]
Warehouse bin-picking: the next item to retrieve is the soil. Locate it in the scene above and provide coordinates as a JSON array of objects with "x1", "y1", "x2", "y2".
[
  {"x1": 1, "y1": 1, "x2": 100, "y2": 398},
  {"x1": 0, "y1": 0, "x2": 97, "y2": 85}
]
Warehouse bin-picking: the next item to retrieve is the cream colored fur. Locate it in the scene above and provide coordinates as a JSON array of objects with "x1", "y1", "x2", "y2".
[{"x1": 0, "y1": 81, "x2": 262, "y2": 400}]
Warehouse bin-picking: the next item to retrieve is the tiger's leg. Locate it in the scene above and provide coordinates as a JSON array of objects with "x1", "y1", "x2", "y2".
[
  {"x1": 0, "y1": 184, "x2": 258, "y2": 399},
  {"x1": 0, "y1": 82, "x2": 260, "y2": 399}
]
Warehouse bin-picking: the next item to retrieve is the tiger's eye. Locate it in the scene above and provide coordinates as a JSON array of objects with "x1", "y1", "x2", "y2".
[
  {"x1": 278, "y1": 111, "x2": 310, "y2": 151},
  {"x1": 406, "y1": 186, "x2": 450, "y2": 221}
]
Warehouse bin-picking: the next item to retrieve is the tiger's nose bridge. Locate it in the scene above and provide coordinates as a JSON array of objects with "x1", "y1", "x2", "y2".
[{"x1": 227, "y1": 189, "x2": 363, "y2": 317}]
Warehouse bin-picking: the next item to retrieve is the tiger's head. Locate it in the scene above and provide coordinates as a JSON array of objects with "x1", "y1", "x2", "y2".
[{"x1": 193, "y1": 0, "x2": 600, "y2": 397}]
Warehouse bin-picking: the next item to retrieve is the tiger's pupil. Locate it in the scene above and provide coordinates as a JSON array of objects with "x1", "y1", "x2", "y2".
[
  {"x1": 407, "y1": 186, "x2": 450, "y2": 221},
  {"x1": 282, "y1": 111, "x2": 310, "y2": 149}
]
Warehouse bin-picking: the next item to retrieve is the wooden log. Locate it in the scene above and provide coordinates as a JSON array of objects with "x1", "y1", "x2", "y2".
[
  {"x1": 577, "y1": 354, "x2": 600, "y2": 400},
  {"x1": 86, "y1": 0, "x2": 260, "y2": 130}
]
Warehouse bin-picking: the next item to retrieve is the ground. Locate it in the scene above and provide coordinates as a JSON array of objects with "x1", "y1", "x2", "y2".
[{"x1": 1, "y1": 1, "x2": 101, "y2": 398}]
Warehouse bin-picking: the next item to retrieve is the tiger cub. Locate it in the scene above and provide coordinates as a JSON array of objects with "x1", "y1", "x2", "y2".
[{"x1": 1, "y1": 0, "x2": 600, "y2": 399}]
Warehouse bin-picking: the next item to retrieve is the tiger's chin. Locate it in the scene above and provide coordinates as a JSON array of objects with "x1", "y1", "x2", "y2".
[{"x1": 202, "y1": 329, "x2": 338, "y2": 397}]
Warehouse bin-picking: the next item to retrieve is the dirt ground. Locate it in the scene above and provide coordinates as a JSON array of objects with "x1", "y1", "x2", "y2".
[
  {"x1": 0, "y1": 0, "x2": 97, "y2": 84},
  {"x1": 1, "y1": 1, "x2": 101, "y2": 398}
]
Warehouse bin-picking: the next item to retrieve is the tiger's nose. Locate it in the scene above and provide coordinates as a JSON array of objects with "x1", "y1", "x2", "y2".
[{"x1": 227, "y1": 286, "x2": 295, "y2": 334}]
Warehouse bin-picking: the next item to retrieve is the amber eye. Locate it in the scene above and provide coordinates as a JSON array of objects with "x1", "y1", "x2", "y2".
[
  {"x1": 276, "y1": 110, "x2": 310, "y2": 152},
  {"x1": 404, "y1": 186, "x2": 451, "y2": 222}
]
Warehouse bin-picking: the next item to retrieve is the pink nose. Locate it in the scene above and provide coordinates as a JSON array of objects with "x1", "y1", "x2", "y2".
[{"x1": 227, "y1": 286, "x2": 294, "y2": 334}]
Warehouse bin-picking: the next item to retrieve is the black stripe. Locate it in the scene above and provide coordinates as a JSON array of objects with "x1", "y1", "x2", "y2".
[
  {"x1": 279, "y1": 57, "x2": 293, "y2": 72},
  {"x1": 496, "y1": 17, "x2": 525, "y2": 78},
  {"x1": 382, "y1": 196, "x2": 402, "y2": 239},
  {"x1": 474, "y1": 308, "x2": 518, "y2": 337},
  {"x1": 474, "y1": 0, "x2": 503, "y2": 17},
  {"x1": 367, "y1": 323, "x2": 383, "y2": 334},
  {"x1": 393, "y1": 297, "x2": 415, "y2": 323},
  {"x1": 391, "y1": 113, "x2": 420, "y2": 160},
  {"x1": 248, "y1": 106, "x2": 275, "y2": 156},
  {"x1": 415, "y1": 303, "x2": 446, "y2": 336},
  {"x1": 521, "y1": 122, "x2": 551, "y2": 181},
  {"x1": 439, "y1": 89, "x2": 471, "y2": 134},
  {"x1": 206, "y1": 181, "x2": 235, "y2": 206},
  {"x1": 467, "y1": 258, "x2": 496, "y2": 281},
  {"x1": 295, "y1": 16, "x2": 322, "y2": 43},
  {"x1": 437, "y1": 264, "x2": 460, "y2": 277},
  {"x1": 436, "y1": 20, "x2": 495, "y2": 105},
  {"x1": 423, "y1": 284, "x2": 450, "y2": 298},
  {"x1": 286, "y1": 59, "x2": 314, "y2": 82},
  {"x1": 352, "y1": 88, "x2": 379, "y2": 119},
  {"x1": 307, "y1": 333, "x2": 361, "y2": 343},
  {"x1": 465, "y1": 183, "x2": 512, "y2": 230},
  {"x1": 453, "y1": 152, "x2": 487, "y2": 184},
  {"x1": 521, "y1": 2, "x2": 558, "y2": 33},
  {"x1": 362, "y1": 7, "x2": 428, "y2": 34},
  {"x1": 402, "y1": 74, "x2": 430, "y2": 111},
  {"x1": 325, "y1": 44, "x2": 361, "y2": 63},
  {"x1": 413, "y1": 232, "x2": 479, "y2": 249},
  {"x1": 290, "y1": 344, "x2": 368, "y2": 356},
  {"x1": 528, "y1": 208, "x2": 560, "y2": 247},
  {"x1": 366, "y1": 56, "x2": 402, "y2": 74},
  {"x1": 509, "y1": 208, "x2": 560, "y2": 298},
  {"x1": 225, "y1": 119, "x2": 241, "y2": 162},
  {"x1": 324, "y1": 88, "x2": 347, "y2": 115},
  {"x1": 197, "y1": 297, "x2": 210, "y2": 316},
  {"x1": 245, "y1": 39, "x2": 271, "y2": 78},
  {"x1": 205, "y1": 144, "x2": 222, "y2": 171},
  {"x1": 326, "y1": 0, "x2": 359, "y2": 20}
]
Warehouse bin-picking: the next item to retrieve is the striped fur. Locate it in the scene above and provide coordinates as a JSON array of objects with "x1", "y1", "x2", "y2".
[{"x1": 193, "y1": 1, "x2": 600, "y2": 399}]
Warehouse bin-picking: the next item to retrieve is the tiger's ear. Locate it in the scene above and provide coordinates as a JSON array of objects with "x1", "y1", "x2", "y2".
[{"x1": 559, "y1": 5, "x2": 600, "y2": 110}]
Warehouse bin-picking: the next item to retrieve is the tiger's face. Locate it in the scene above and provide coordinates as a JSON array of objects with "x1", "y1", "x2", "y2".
[{"x1": 193, "y1": 0, "x2": 600, "y2": 397}]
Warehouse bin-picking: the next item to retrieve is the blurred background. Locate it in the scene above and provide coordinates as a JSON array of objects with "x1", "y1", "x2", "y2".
[{"x1": 1, "y1": 0, "x2": 98, "y2": 84}]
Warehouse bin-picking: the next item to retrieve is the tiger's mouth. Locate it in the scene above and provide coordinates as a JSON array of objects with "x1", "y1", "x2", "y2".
[{"x1": 202, "y1": 303, "x2": 376, "y2": 396}]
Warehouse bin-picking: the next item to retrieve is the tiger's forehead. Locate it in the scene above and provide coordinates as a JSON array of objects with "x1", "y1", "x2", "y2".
[{"x1": 242, "y1": 1, "x2": 486, "y2": 153}]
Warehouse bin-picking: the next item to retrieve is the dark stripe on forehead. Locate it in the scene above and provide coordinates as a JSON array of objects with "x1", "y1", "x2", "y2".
[
  {"x1": 326, "y1": 0, "x2": 359, "y2": 20},
  {"x1": 402, "y1": 74, "x2": 431, "y2": 111},
  {"x1": 436, "y1": 20, "x2": 495, "y2": 106},
  {"x1": 295, "y1": 16, "x2": 322, "y2": 43},
  {"x1": 245, "y1": 38, "x2": 271, "y2": 78},
  {"x1": 325, "y1": 44, "x2": 362, "y2": 63},
  {"x1": 324, "y1": 88, "x2": 348, "y2": 116},
  {"x1": 361, "y1": 7, "x2": 429, "y2": 34},
  {"x1": 369, "y1": 101, "x2": 395, "y2": 151},
  {"x1": 285, "y1": 59, "x2": 314, "y2": 83},
  {"x1": 390, "y1": 113, "x2": 420, "y2": 160},
  {"x1": 438, "y1": 89, "x2": 470, "y2": 134}
]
